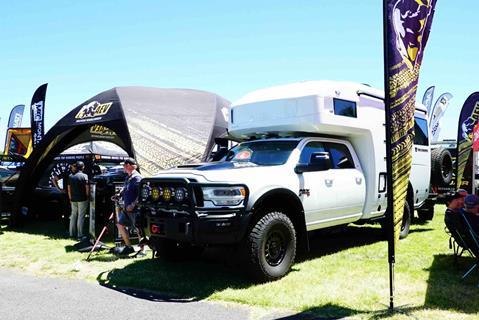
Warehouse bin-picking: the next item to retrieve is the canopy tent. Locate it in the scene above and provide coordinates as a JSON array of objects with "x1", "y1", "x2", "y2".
[{"x1": 12, "y1": 86, "x2": 229, "y2": 223}]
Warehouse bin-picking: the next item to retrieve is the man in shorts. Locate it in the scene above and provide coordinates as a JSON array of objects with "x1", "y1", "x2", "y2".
[{"x1": 116, "y1": 158, "x2": 142, "y2": 255}]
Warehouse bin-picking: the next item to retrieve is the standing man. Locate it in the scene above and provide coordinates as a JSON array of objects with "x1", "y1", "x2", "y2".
[
  {"x1": 68, "y1": 161, "x2": 89, "y2": 239},
  {"x1": 117, "y1": 158, "x2": 142, "y2": 255}
]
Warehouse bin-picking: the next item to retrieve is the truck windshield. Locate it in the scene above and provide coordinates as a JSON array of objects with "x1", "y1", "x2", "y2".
[{"x1": 224, "y1": 140, "x2": 299, "y2": 166}]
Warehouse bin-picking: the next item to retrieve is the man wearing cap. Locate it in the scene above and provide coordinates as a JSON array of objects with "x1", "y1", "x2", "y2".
[
  {"x1": 445, "y1": 189, "x2": 468, "y2": 215},
  {"x1": 67, "y1": 161, "x2": 89, "y2": 239},
  {"x1": 117, "y1": 157, "x2": 142, "y2": 255}
]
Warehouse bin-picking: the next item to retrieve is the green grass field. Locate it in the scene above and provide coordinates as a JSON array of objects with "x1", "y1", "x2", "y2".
[{"x1": 1, "y1": 205, "x2": 478, "y2": 319}]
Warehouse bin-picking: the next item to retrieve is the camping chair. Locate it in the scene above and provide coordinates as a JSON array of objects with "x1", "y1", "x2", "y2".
[
  {"x1": 444, "y1": 211, "x2": 471, "y2": 262},
  {"x1": 459, "y1": 211, "x2": 479, "y2": 286}
]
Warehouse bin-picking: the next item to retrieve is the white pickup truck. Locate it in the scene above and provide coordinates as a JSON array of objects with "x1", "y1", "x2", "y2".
[{"x1": 139, "y1": 81, "x2": 432, "y2": 281}]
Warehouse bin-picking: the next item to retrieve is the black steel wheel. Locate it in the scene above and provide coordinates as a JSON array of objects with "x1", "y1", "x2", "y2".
[{"x1": 245, "y1": 211, "x2": 296, "y2": 282}]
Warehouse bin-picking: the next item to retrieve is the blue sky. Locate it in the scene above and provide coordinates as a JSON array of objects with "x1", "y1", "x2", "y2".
[{"x1": 0, "y1": 1, "x2": 477, "y2": 143}]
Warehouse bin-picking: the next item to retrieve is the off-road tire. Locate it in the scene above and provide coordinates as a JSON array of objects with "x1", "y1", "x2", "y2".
[
  {"x1": 417, "y1": 205, "x2": 434, "y2": 221},
  {"x1": 399, "y1": 201, "x2": 411, "y2": 239},
  {"x1": 245, "y1": 211, "x2": 296, "y2": 282},
  {"x1": 381, "y1": 201, "x2": 412, "y2": 239},
  {"x1": 431, "y1": 147, "x2": 453, "y2": 186}
]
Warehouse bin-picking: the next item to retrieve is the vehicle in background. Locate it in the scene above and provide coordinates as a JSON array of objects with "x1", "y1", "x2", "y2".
[{"x1": 0, "y1": 159, "x2": 66, "y2": 220}]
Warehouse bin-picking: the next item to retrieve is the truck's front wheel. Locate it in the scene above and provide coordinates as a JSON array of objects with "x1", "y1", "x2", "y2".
[{"x1": 245, "y1": 211, "x2": 296, "y2": 282}]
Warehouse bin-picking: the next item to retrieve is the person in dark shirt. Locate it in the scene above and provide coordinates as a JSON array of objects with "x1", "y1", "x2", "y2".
[
  {"x1": 67, "y1": 161, "x2": 89, "y2": 239},
  {"x1": 116, "y1": 158, "x2": 142, "y2": 255}
]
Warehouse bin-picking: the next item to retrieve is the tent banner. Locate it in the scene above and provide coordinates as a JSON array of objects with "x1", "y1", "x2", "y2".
[
  {"x1": 30, "y1": 83, "x2": 48, "y2": 147},
  {"x1": 422, "y1": 86, "x2": 435, "y2": 115},
  {"x1": 456, "y1": 93, "x2": 479, "y2": 188},
  {"x1": 384, "y1": 0, "x2": 437, "y2": 253},
  {"x1": 7, "y1": 104, "x2": 25, "y2": 128},
  {"x1": 430, "y1": 92, "x2": 453, "y2": 143}
]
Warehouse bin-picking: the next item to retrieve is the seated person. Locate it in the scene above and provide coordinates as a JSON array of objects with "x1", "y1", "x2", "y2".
[
  {"x1": 445, "y1": 189, "x2": 467, "y2": 214},
  {"x1": 461, "y1": 194, "x2": 479, "y2": 235}
]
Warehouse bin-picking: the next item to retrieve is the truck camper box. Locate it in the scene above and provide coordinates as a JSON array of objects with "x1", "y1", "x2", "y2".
[
  {"x1": 229, "y1": 81, "x2": 385, "y2": 139},
  {"x1": 229, "y1": 80, "x2": 428, "y2": 218}
]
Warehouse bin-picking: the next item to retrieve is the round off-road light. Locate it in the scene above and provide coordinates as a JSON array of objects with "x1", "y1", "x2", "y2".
[
  {"x1": 175, "y1": 187, "x2": 187, "y2": 202},
  {"x1": 151, "y1": 187, "x2": 161, "y2": 201},
  {"x1": 140, "y1": 185, "x2": 150, "y2": 201},
  {"x1": 163, "y1": 187, "x2": 171, "y2": 202}
]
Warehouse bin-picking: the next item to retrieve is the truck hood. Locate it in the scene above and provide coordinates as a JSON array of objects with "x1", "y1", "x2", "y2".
[{"x1": 153, "y1": 162, "x2": 285, "y2": 184}]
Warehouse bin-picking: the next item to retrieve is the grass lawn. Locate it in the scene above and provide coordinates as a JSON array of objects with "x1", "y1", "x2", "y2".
[{"x1": 1, "y1": 205, "x2": 478, "y2": 319}]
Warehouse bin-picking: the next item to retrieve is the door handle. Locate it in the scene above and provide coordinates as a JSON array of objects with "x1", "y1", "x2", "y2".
[
  {"x1": 325, "y1": 179, "x2": 333, "y2": 187},
  {"x1": 355, "y1": 177, "x2": 362, "y2": 184}
]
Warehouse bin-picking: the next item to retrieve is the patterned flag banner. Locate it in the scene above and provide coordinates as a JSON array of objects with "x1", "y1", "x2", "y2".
[
  {"x1": 7, "y1": 105, "x2": 25, "y2": 128},
  {"x1": 456, "y1": 93, "x2": 479, "y2": 189},
  {"x1": 430, "y1": 92, "x2": 453, "y2": 143},
  {"x1": 30, "y1": 84, "x2": 48, "y2": 147},
  {"x1": 422, "y1": 86, "x2": 435, "y2": 115},
  {"x1": 473, "y1": 123, "x2": 479, "y2": 153},
  {"x1": 384, "y1": 0, "x2": 437, "y2": 252}
]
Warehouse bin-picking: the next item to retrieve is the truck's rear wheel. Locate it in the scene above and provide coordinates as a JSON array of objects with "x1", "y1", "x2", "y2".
[
  {"x1": 399, "y1": 201, "x2": 411, "y2": 239},
  {"x1": 381, "y1": 201, "x2": 411, "y2": 239},
  {"x1": 245, "y1": 211, "x2": 296, "y2": 282},
  {"x1": 417, "y1": 205, "x2": 434, "y2": 221}
]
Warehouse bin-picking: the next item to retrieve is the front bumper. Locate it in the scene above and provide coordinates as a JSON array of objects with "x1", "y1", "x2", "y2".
[
  {"x1": 139, "y1": 179, "x2": 251, "y2": 245},
  {"x1": 142, "y1": 207, "x2": 251, "y2": 245}
]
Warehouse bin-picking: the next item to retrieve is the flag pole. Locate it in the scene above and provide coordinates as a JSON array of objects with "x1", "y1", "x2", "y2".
[{"x1": 382, "y1": 0, "x2": 395, "y2": 311}]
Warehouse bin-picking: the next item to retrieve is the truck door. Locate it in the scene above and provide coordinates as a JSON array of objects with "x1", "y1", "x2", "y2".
[
  {"x1": 411, "y1": 116, "x2": 431, "y2": 205},
  {"x1": 324, "y1": 142, "x2": 365, "y2": 219},
  {"x1": 297, "y1": 141, "x2": 366, "y2": 227}
]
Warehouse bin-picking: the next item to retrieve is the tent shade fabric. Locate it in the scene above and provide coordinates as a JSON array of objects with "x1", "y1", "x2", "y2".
[{"x1": 59, "y1": 141, "x2": 128, "y2": 158}]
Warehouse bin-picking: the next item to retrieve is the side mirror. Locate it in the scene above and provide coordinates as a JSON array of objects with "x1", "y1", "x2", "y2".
[
  {"x1": 295, "y1": 152, "x2": 331, "y2": 174},
  {"x1": 210, "y1": 147, "x2": 228, "y2": 162}
]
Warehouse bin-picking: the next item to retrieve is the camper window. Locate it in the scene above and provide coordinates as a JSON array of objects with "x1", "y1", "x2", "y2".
[{"x1": 333, "y1": 98, "x2": 357, "y2": 118}]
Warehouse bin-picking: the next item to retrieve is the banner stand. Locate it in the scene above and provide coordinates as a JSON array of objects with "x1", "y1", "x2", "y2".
[{"x1": 89, "y1": 182, "x2": 96, "y2": 239}]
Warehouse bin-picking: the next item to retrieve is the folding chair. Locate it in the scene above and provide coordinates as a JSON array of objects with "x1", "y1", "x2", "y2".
[
  {"x1": 444, "y1": 211, "x2": 471, "y2": 263},
  {"x1": 458, "y1": 211, "x2": 479, "y2": 286}
]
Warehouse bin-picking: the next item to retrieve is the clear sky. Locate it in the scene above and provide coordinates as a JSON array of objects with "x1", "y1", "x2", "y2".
[{"x1": 0, "y1": 1, "x2": 477, "y2": 144}]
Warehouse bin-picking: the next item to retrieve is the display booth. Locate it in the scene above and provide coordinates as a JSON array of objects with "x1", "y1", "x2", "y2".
[{"x1": 12, "y1": 86, "x2": 229, "y2": 225}]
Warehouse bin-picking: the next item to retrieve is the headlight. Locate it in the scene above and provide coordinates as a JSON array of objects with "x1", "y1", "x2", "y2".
[{"x1": 202, "y1": 186, "x2": 246, "y2": 206}]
